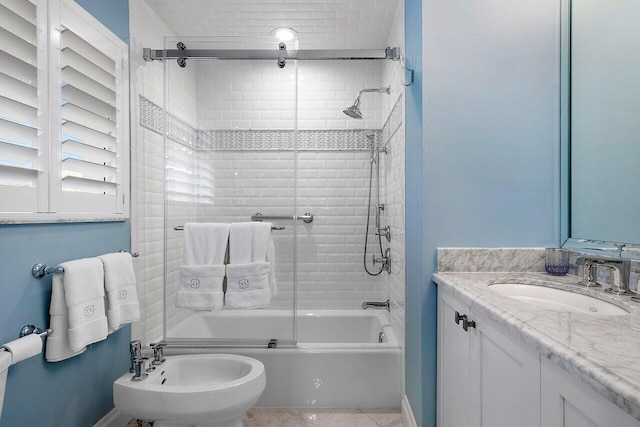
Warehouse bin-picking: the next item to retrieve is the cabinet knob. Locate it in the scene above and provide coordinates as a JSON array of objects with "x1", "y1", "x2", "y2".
[
  {"x1": 462, "y1": 318, "x2": 476, "y2": 332},
  {"x1": 455, "y1": 311, "x2": 467, "y2": 325}
]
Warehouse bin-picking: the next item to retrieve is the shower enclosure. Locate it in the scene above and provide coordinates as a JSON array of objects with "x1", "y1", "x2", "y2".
[
  {"x1": 149, "y1": 37, "x2": 398, "y2": 346},
  {"x1": 133, "y1": 32, "x2": 404, "y2": 406}
]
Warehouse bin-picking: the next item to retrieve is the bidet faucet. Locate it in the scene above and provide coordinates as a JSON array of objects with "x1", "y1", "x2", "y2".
[
  {"x1": 151, "y1": 342, "x2": 166, "y2": 365},
  {"x1": 131, "y1": 357, "x2": 149, "y2": 382},
  {"x1": 575, "y1": 255, "x2": 631, "y2": 294},
  {"x1": 129, "y1": 340, "x2": 142, "y2": 373}
]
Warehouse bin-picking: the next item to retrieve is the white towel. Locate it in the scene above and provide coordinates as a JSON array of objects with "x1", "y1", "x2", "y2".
[
  {"x1": 232, "y1": 222, "x2": 277, "y2": 296},
  {"x1": 229, "y1": 222, "x2": 271, "y2": 263},
  {"x1": 183, "y1": 222, "x2": 229, "y2": 265},
  {"x1": 176, "y1": 223, "x2": 229, "y2": 310},
  {"x1": 176, "y1": 265, "x2": 226, "y2": 309},
  {"x1": 226, "y1": 222, "x2": 276, "y2": 309},
  {"x1": 46, "y1": 258, "x2": 108, "y2": 361},
  {"x1": 225, "y1": 262, "x2": 271, "y2": 309},
  {"x1": 98, "y1": 252, "x2": 140, "y2": 333}
]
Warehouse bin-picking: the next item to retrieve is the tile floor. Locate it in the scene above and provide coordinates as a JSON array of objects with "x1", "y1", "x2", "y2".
[{"x1": 125, "y1": 408, "x2": 403, "y2": 427}]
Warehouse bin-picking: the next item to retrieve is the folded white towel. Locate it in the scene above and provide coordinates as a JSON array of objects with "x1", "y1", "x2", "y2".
[
  {"x1": 183, "y1": 222, "x2": 229, "y2": 265},
  {"x1": 46, "y1": 257, "x2": 108, "y2": 361},
  {"x1": 46, "y1": 274, "x2": 86, "y2": 362},
  {"x1": 177, "y1": 223, "x2": 229, "y2": 310},
  {"x1": 225, "y1": 261, "x2": 270, "y2": 309},
  {"x1": 98, "y1": 252, "x2": 140, "y2": 333},
  {"x1": 228, "y1": 221, "x2": 277, "y2": 300},
  {"x1": 229, "y1": 222, "x2": 271, "y2": 263},
  {"x1": 225, "y1": 288, "x2": 272, "y2": 309},
  {"x1": 62, "y1": 258, "x2": 108, "y2": 352},
  {"x1": 176, "y1": 265, "x2": 225, "y2": 309}
]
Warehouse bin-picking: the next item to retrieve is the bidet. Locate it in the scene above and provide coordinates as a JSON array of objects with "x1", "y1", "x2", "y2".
[{"x1": 114, "y1": 354, "x2": 266, "y2": 427}]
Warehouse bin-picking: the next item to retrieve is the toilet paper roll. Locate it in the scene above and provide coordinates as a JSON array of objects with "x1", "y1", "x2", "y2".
[{"x1": 1, "y1": 334, "x2": 42, "y2": 364}]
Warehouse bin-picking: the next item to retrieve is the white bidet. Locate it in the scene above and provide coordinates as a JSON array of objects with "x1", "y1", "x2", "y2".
[{"x1": 113, "y1": 354, "x2": 266, "y2": 427}]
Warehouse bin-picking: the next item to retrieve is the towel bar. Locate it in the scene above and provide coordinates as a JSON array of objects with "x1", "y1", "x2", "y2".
[
  {"x1": 251, "y1": 212, "x2": 314, "y2": 223},
  {"x1": 174, "y1": 225, "x2": 286, "y2": 231},
  {"x1": 32, "y1": 251, "x2": 139, "y2": 279}
]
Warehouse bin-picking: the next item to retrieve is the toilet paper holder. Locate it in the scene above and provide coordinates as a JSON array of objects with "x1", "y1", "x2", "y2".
[
  {"x1": 0, "y1": 325, "x2": 52, "y2": 353},
  {"x1": 18, "y1": 325, "x2": 52, "y2": 339}
]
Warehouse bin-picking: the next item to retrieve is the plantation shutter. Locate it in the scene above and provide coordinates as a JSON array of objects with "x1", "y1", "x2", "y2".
[
  {"x1": 166, "y1": 141, "x2": 196, "y2": 203},
  {"x1": 0, "y1": 0, "x2": 48, "y2": 213},
  {"x1": 51, "y1": 0, "x2": 129, "y2": 215}
]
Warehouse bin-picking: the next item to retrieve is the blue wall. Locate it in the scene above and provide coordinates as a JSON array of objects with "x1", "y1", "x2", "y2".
[
  {"x1": 404, "y1": 0, "x2": 424, "y2": 425},
  {"x1": 75, "y1": 0, "x2": 130, "y2": 43},
  {"x1": 0, "y1": 2, "x2": 130, "y2": 426},
  {"x1": 405, "y1": 0, "x2": 561, "y2": 425}
]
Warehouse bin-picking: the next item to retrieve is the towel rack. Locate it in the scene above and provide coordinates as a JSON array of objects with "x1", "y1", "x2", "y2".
[
  {"x1": 251, "y1": 212, "x2": 314, "y2": 223},
  {"x1": 31, "y1": 251, "x2": 139, "y2": 279},
  {"x1": 173, "y1": 224, "x2": 286, "y2": 231}
]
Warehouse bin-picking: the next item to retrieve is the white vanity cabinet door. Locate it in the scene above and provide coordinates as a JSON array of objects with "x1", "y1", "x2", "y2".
[
  {"x1": 468, "y1": 312, "x2": 540, "y2": 427},
  {"x1": 438, "y1": 289, "x2": 472, "y2": 427},
  {"x1": 541, "y1": 359, "x2": 640, "y2": 427}
]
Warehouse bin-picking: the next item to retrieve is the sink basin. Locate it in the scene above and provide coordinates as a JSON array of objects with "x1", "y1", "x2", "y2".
[{"x1": 488, "y1": 283, "x2": 629, "y2": 315}]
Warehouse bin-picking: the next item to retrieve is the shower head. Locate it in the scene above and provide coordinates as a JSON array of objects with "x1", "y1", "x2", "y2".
[
  {"x1": 342, "y1": 87, "x2": 391, "y2": 120},
  {"x1": 343, "y1": 99, "x2": 363, "y2": 120}
]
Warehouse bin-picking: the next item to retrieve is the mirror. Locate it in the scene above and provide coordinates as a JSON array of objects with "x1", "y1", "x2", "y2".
[{"x1": 566, "y1": 0, "x2": 640, "y2": 258}]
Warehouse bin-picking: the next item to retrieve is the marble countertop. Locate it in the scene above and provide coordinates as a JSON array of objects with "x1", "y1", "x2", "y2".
[{"x1": 434, "y1": 271, "x2": 640, "y2": 420}]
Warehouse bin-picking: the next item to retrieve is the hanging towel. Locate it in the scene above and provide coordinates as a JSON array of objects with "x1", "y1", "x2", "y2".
[
  {"x1": 46, "y1": 258, "x2": 108, "y2": 361},
  {"x1": 176, "y1": 223, "x2": 229, "y2": 310},
  {"x1": 98, "y1": 252, "x2": 140, "y2": 332},
  {"x1": 225, "y1": 262, "x2": 271, "y2": 309},
  {"x1": 226, "y1": 222, "x2": 276, "y2": 309}
]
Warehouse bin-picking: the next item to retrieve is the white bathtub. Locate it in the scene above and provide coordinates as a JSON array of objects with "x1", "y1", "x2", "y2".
[{"x1": 165, "y1": 310, "x2": 402, "y2": 408}]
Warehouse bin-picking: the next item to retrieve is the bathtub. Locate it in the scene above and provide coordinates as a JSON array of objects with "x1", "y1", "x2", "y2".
[{"x1": 165, "y1": 310, "x2": 402, "y2": 408}]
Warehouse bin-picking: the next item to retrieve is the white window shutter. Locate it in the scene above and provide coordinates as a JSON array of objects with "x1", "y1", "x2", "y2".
[
  {"x1": 49, "y1": 0, "x2": 129, "y2": 216},
  {"x1": 0, "y1": 0, "x2": 49, "y2": 214}
]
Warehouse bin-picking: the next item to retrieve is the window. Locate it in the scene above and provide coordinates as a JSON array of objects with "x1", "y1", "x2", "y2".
[{"x1": 0, "y1": 0, "x2": 129, "y2": 221}]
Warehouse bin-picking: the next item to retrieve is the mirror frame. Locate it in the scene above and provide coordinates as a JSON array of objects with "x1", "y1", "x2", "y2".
[{"x1": 559, "y1": 0, "x2": 640, "y2": 260}]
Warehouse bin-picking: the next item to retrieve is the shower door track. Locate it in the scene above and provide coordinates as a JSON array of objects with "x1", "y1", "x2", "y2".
[{"x1": 144, "y1": 47, "x2": 400, "y2": 62}]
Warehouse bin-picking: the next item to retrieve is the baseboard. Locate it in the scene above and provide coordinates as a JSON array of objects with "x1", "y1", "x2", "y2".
[
  {"x1": 401, "y1": 395, "x2": 418, "y2": 427},
  {"x1": 93, "y1": 408, "x2": 130, "y2": 427}
]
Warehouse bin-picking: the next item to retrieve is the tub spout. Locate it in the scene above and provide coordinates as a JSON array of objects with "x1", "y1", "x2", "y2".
[{"x1": 362, "y1": 299, "x2": 390, "y2": 312}]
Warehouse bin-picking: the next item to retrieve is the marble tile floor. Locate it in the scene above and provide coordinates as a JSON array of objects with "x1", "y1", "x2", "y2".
[{"x1": 125, "y1": 408, "x2": 403, "y2": 427}]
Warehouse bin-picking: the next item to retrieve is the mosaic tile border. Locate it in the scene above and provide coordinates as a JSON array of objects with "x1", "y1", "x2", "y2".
[{"x1": 139, "y1": 95, "x2": 402, "y2": 152}]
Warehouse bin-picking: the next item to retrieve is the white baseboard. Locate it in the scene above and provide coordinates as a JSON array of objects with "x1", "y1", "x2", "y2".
[
  {"x1": 401, "y1": 395, "x2": 418, "y2": 427},
  {"x1": 94, "y1": 408, "x2": 130, "y2": 427}
]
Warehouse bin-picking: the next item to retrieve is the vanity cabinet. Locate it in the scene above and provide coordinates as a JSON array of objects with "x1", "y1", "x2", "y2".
[
  {"x1": 438, "y1": 286, "x2": 640, "y2": 427},
  {"x1": 541, "y1": 359, "x2": 639, "y2": 427},
  {"x1": 438, "y1": 288, "x2": 539, "y2": 427}
]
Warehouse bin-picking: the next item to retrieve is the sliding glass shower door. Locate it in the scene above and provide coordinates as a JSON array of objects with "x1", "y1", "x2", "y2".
[{"x1": 162, "y1": 37, "x2": 298, "y2": 347}]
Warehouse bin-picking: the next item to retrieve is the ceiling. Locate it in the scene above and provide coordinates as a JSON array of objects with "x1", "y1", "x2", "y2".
[{"x1": 144, "y1": 0, "x2": 401, "y2": 49}]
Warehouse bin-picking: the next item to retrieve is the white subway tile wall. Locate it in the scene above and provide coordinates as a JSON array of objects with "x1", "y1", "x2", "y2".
[{"x1": 130, "y1": 0, "x2": 405, "y2": 346}]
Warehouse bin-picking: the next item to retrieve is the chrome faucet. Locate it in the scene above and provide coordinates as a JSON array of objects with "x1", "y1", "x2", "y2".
[
  {"x1": 362, "y1": 299, "x2": 390, "y2": 311},
  {"x1": 150, "y1": 342, "x2": 166, "y2": 366},
  {"x1": 129, "y1": 340, "x2": 142, "y2": 373},
  {"x1": 576, "y1": 255, "x2": 631, "y2": 294},
  {"x1": 372, "y1": 248, "x2": 392, "y2": 274}
]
